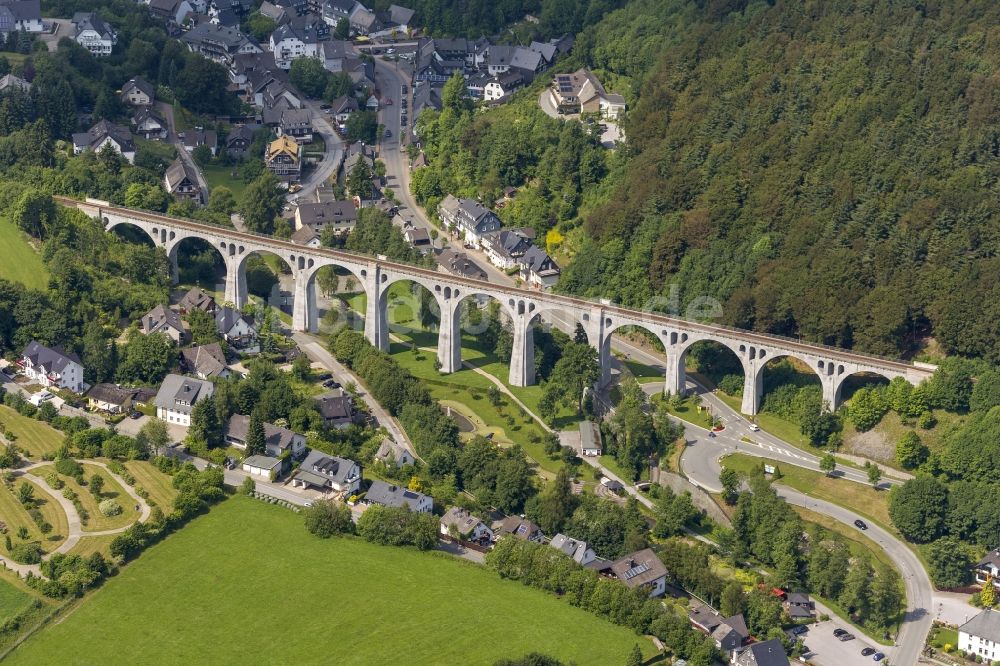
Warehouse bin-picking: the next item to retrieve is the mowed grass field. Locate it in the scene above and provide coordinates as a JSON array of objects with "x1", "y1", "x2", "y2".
[
  {"x1": 9, "y1": 498, "x2": 653, "y2": 665},
  {"x1": 0, "y1": 218, "x2": 49, "y2": 290},
  {"x1": 0, "y1": 406, "x2": 63, "y2": 458}
]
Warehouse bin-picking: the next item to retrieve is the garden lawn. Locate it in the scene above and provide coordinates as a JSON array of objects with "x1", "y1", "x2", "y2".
[
  {"x1": 201, "y1": 165, "x2": 248, "y2": 199},
  {"x1": 8, "y1": 497, "x2": 654, "y2": 665},
  {"x1": 662, "y1": 396, "x2": 717, "y2": 431},
  {"x1": 33, "y1": 464, "x2": 138, "y2": 532},
  {"x1": 0, "y1": 407, "x2": 62, "y2": 458},
  {"x1": 122, "y1": 462, "x2": 178, "y2": 511},
  {"x1": 0, "y1": 218, "x2": 48, "y2": 290},
  {"x1": 0, "y1": 480, "x2": 68, "y2": 556},
  {"x1": 67, "y1": 534, "x2": 118, "y2": 559},
  {"x1": 0, "y1": 577, "x2": 34, "y2": 623}
]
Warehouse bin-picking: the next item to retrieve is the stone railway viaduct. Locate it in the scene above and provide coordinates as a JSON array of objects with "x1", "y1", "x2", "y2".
[{"x1": 60, "y1": 197, "x2": 937, "y2": 414}]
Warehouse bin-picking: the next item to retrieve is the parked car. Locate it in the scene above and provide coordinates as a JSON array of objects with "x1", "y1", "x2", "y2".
[
  {"x1": 861, "y1": 648, "x2": 876, "y2": 656},
  {"x1": 873, "y1": 653, "x2": 885, "y2": 661},
  {"x1": 401, "y1": 84, "x2": 407, "y2": 94},
  {"x1": 130, "y1": 411, "x2": 142, "y2": 420},
  {"x1": 322, "y1": 379, "x2": 341, "y2": 389},
  {"x1": 385, "y1": 98, "x2": 393, "y2": 105},
  {"x1": 319, "y1": 103, "x2": 331, "y2": 110},
  {"x1": 790, "y1": 625, "x2": 808, "y2": 635},
  {"x1": 384, "y1": 129, "x2": 392, "y2": 138},
  {"x1": 838, "y1": 633, "x2": 855, "y2": 642},
  {"x1": 854, "y1": 519, "x2": 868, "y2": 530},
  {"x1": 833, "y1": 628, "x2": 847, "y2": 637}
]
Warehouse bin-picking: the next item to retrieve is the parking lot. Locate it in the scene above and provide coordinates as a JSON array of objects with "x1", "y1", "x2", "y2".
[{"x1": 801, "y1": 620, "x2": 891, "y2": 666}]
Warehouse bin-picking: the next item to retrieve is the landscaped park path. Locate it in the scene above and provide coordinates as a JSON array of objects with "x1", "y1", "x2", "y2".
[{"x1": 0, "y1": 461, "x2": 152, "y2": 578}]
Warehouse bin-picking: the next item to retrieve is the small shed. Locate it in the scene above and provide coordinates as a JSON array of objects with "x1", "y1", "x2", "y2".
[{"x1": 580, "y1": 420, "x2": 602, "y2": 456}]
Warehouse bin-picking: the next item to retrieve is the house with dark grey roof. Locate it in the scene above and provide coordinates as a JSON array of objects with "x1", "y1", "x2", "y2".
[
  {"x1": 279, "y1": 107, "x2": 313, "y2": 143},
  {"x1": 225, "y1": 124, "x2": 259, "y2": 158},
  {"x1": 688, "y1": 601, "x2": 749, "y2": 653},
  {"x1": 440, "y1": 507, "x2": 493, "y2": 542},
  {"x1": 348, "y1": 4, "x2": 378, "y2": 35},
  {"x1": 18, "y1": 341, "x2": 85, "y2": 393},
  {"x1": 180, "y1": 343, "x2": 229, "y2": 379},
  {"x1": 72, "y1": 12, "x2": 116, "y2": 56},
  {"x1": 314, "y1": 390, "x2": 355, "y2": 429},
  {"x1": 594, "y1": 548, "x2": 667, "y2": 597},
  {"x1": 975, "y1": 548, "x2": 1000, "y2": 590},
  {"x1": 436, "y1": 249, "x2": 487, "y2": 281},
  {"x1": 484, "y1": 71, "x2": 524, "y2": 102},
  {"x1": 960, "y1": 608, "x2": 1000, "y2": 661},
  {"x1": 0, "y1": 0, "x2": 42, "y2": 34},
  {"x1": 87, "y1": 383, "x2": 139, "y2": 414},
  {"x1": 437, "y1": 195, "x2": 501, "y2": 247},
  {"x1": 291, "y1": 450, "x2": 361, "y2": 493},
  {"x1": 154, "y1": 374, "x2": 214, "y2": 426},
  {"x1": 482, "y1": 229, "x2": 533, "y2": 270},
  {"x1": 164, "y1": 159, "x2": 203, "y2": 204},
  {"x1": 782, "y1": 591, "x2": 814, "y2": 620},
  {"x1": 731, "y1": 639, "x2": 789, "y2": 666},
  {"x1": 215, "y1": 306, "x2": 257, "y2": 349},
  {"x1": 363, "y1": 480, "x2": 432, "y2": 513},
  {"x1": 579, "y1": 420, "x2": 601, "y2": 456},
  {"x1": 403, "y1": 225, "x2": 430, "y2": 248},
  {"x1": 141, "y1": 304, "x2": 187, "y2": 344},
  {"x1": 294, "y1": 200, "x2": 357, "y2": 236},
  {"x1": 518, "y1": 245, "x2": 560, "y2": 289},
  {"x1": 72, "y1": 120, "x2": 135, "y2": 164},
  {"x1": 132, "y1": 107, "x2": 167, "y2": 140},
  {"x1": 492, "y1": 516, "x2": 543, "y2": 543},
  {"x1": 374, "y1": 438, "x2": 414, "y2": 468},
  {"x1": 183, "y1": 128, "x2": 218, "y2": 156},
  {"x1": 178, "y1": 287, "x2": 217, "y2": 315},
  {"x1": 224, "y1": 414, "x2": 306, "y2": 458},
  {"x1": 549, "y1": 533, "x2": 596, "y2": 565},
  {"x1": 290, "y1": 225, "x2": 322, "y2": 247},
  {"x1": 330, "y1": 95, "x2": 357, "y2": 124},
  {"x1": 181, "y1": 23, "x2": 260, "y2": 65}
]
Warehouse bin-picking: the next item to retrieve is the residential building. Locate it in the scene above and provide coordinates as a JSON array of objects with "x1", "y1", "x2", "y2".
[
  {"x1": 264, "y1": 135, "x2": 302, "y2": 180},
  {"x1": 178, "y1": 287, "x2": 217, "y2": 315},
  {"x1": 269, "y1": 18, "x2": 327, "y2": 69},
  {"x1": 148, "y1": 0, "x2": 194, "y2": 25},
  {"x1": 0, "y1": 73, "x2": 29, "y2": 92},
  {"x1": 153, "y1": 374, "x2": 214, "y2": 426},
  {"x1": 18, "y1": 341, "x2": 85, "y2": 393},
  {"x1": 223, "y1": 413, "x2": 306, "y2": 458},
  {"x1": 961, "y1": 609, "x2": 1000, "y2": 662},
  {"x1": 579, "y1": 420, "x2": 601, "y2": 456},
  {"x1": 483, "y1": 71, "x2": 524, "y2": 102},
  {"x1": 314, "y1": 390, "x2": 355, "y2": 429},
  {"x1": 86, "y1": 383, "x2": 138, "y2": 414},
  {"x1": 519, "y1": 245, "x2": 560, "y2": 289},
  {"x1": 318, "y1": 39, "x2": 349, "y2": 72},
  {"x1": 290, "y1": 226, "x2": 321, "y2": 247},
  {"x1": 688, "y1": 602, "x2": 749, "y2": 653},
  {"x1": 549, "y1": 533, "x2": 596, "y2": 565},
  {"x1": 132, "y1": 107, "x2": 168, "y2": 140},
  {"x1": 215, "y1": 306, "x2": 258, "y2": 348},
  {"x1": 278, "y1": 107, "x2": 313, "y2": 143},
  {"x1": 258, "y1": 1, "x2": 289, "y2": 25},
  {"x1": 492, "y1": 516, "x2": 543, "y2": 542},
  {"x1": 72, "y1": 12, "x2": 117, "y2": 56},
  {"x1": 373, "y1": 438, "x2": 414, "y2": 468},
  {"x1": 290, "y1": 450, "x2": 361, "y2": 493},
  {"x1": 225, "y1": 124, "x2": 259, "y2": 158},
  {"x1": 321, "y1": 0, "x2": 352, "y2": 27},
  {"x1": 549, "y1": 68, "x2": 625, "y2": 119},
  {"x1": 242, "y1": 454, "x2": 283, "y2": 479},
  {"x1": 595, "y1": 548, "x2": 667, "y2": 597},
  {"x1": 140, "y1": 304, "x2": 187, "y2": 344},
  {"x1": 782, "y1": 592, "x2": 815, "y2": 620},
  {"x1": 403, "y1": 226, "x2": 430, "y2": 248},
  {"x1": 731, "y1": 639, "x2": 789, "y2": 666},
  {"x1": 183, "y1": 128, "x2": 218, "y2": 156},
  {"x1": 294, "y1": 200, "x2": 358, "y2": 236},
  {"x1": 164, "y1": 158, "x2": 203, "y2": 204},
  {"x1": 180, "y1": 343, "x2": 230, "y2": 379},
  {"x1": 72, "y1": 120, "x2": 136, "y2": 164},
  {"x1": 481, "y1": 229, "x2": 533, "y2": 270},
  {"x1": 440, "y1": 507, "x2": 493, "y2": 543},
  {"x1": 181, "y1": 23, "x2": 260, "y2": 65},
  {"x1": 363, "y1": 480, "x2": 432, "y2": 513},
  {"x1": 975, "y1": 549, "x2": 1000, "y2": 590},
  {"x1": 348, "y1": 4, "x2": 378, "y2": 35},
  {"x1": 0, "y1": 0, "x2": 42, "y2": 34},
  {"x1": 437, "y1": 195, "x2": 501, "y2": 247},
  {"x1": 380, "y1": 4, "x2": 414, "y2": 33},
  {"x1": 330, "y1": 95, "x2": 357, "y2": 124},
  {"x1": 436, "y1": 249, "x2": 487, "y2": 281}
]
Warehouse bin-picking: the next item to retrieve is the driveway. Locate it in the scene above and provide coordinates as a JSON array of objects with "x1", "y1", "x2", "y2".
[
  {"x1": 296, "y1": 99, "x2": 345, "y2": 201},
  {"x1": 156, "y1": 101, "x2": 210, "y2": 203}
]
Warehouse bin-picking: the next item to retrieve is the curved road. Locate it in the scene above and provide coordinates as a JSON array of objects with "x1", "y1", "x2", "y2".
[{"x1": 679, "y1": 426, "x2": 931, "y2": 666}]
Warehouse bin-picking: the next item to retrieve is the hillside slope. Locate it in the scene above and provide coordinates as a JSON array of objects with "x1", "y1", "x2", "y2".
[{"x1": 560, "y1": 0, "x2": 1000, "y2": 361}]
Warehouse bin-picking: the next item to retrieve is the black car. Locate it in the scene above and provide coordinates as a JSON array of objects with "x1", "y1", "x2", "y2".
[
  {"x1": 833, "y1": 628, "x2": 847, "y2": 637},
  {"x1": 791, "y1": 625, "x2": 808, "y2": 635},
  {"x1": 129, "y1": 411, "x2": 142, "y2": 419},
  {"x1": 861, "y1": 648, "x2": 876, "y2": 656},
  {"x1": 854, "y1": 519, "x2": 868, "y2": 530}
]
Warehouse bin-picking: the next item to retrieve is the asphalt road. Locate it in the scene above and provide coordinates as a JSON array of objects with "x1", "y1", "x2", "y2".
[{"x1": 296, "y1": 98, "x2": 345, "y2": 201}]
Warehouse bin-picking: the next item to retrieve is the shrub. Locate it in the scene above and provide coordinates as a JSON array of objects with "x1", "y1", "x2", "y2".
[
  {"x1": 99, "y1": 499, "x2": 122, "y2": 517},
  {"x1": 9, "y1": 542, "x2": 42, "y2": 564},
  {"x1": 54, "y1": 458, "x2": 82, "y2": 477},
  {"x1": 303, "y1": 500, "x2": 354, "y2": 538},
  {"x1": 45, "y1": 472, "x2": 63, "y2": 490}
]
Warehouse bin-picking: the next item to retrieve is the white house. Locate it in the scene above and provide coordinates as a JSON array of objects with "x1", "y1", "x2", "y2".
[
  {"x1": 362, "y1": 480, "x2": 432, "y2": 513},
  {"x1": 269, "y1": 21, "x2": 324, "y2": 69},
  {"x1": 72, "y1": 120, "x2": 136, "y2": 164},
  {"x1": 549, "y1": 533, "x2": 596, "y2": 565},
  {"x1": 72, "y1": 12, "x2": 117, "y2": 56},
  {"x1": 18, "y1": 341, "x2": 85, "y2": 393},
  {"x1": 437, "y1": 195, "x2": 501, "y2": 248},
  {"x1": 440, "y1": 507, "x2": 493, "y2": 542},
  {"x1": 0, "y1": 1, "x2": 43, "y2": 34},
  {"x1": 223, "y1": 414, "x2": 306, "y2": 458},
  {"x1": 960, "y1": 609, "x2": 1000, "y2": 662},
  {"x1": 595, "y1": 548, "x2": 667, "y2": 598},
  {"x1": 153, "y1": 374, "x2": 214, "y2": 427},
  {"x1": 215, "y1": 306, "x2": 258, "y2": 349},
  {"x1": 290, "y1": 450, "x2": 361, "y2": 494},
  {"x1": 518, "y1": 245, "x2": 560, "y2": 289},
  {"x1": 373, "y1": 438, "x2": 414, "y2": 468},
  {"x1": 140, "y1": 304, "x2": 187, "y2": 344}
]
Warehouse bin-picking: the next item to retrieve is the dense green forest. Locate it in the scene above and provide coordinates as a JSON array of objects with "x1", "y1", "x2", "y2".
[{"x1": 554, "y1": 0, "x2": 1000, "y2": 361}]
